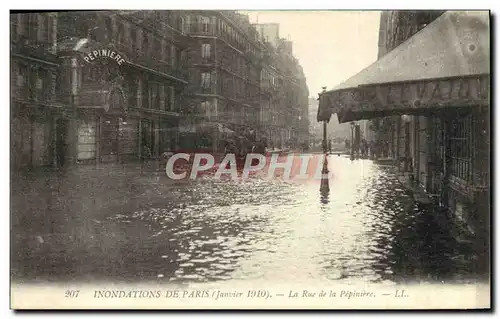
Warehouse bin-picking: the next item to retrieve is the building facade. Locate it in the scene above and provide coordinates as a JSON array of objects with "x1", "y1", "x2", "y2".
[
  {"x1": 179, "y1": 11, "x2": 264, "y2": 152},
  {"x1": 11, "y1": 12, "x2": 60, "y2": 171},
  {"x1": 258, "y1": 25, "x2": 309, "y2": 149},
  {"x1": 375, "y1": 11, "x2": 490, "y2": 249},
  {"x1": 54, "y1": 10, "x2": 189, "y2": 164},
  {"x1": 11, "y1": 10, "x2": 310, "y2": 169}
]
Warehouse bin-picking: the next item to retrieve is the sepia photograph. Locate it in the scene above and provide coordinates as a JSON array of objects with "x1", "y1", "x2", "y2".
[{"x1": 9, "y1": 8, "x2": 491, "y2": 310}]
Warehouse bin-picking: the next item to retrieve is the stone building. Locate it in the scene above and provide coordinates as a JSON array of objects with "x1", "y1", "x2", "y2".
[
  {"x1": 54, "y1": 11, "x2": 189, "y2": 164},
  {"x1": 179, "y1": 11, "x2": 264, "y2": 151},
  {"x1": 258, "y1": 25, "x2": 309, "y2": 149},
  {"x1": 11, "y1": 12, "x2": 60, "y2": 170},
  {"x1": 11, "y1": 10, "x2": 310, "y2": 167}
]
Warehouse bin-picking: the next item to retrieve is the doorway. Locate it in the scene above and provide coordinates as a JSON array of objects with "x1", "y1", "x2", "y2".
[
  {"x1": 54, "y1": 118, "x2": 68, "y2": 167},
  {"x1": 101, "y1": 116, "x2": 119, "y2": 163}
]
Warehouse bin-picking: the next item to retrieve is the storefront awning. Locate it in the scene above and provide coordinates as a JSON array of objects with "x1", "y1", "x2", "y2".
[{"x1": 318, "y1": 11, "x2": 490, "y2": 123}]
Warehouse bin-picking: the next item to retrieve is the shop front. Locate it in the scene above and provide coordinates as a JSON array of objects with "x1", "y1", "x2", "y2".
[{"x1": 317, "y1": 11, "x2": 489, "y2": 237}]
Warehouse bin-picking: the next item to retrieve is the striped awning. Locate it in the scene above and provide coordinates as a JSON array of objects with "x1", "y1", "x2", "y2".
[{"x1": 317, "y1": 11, "x2": 490, "y2": 123}]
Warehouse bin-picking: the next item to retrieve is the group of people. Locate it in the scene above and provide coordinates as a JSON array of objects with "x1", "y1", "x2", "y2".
[
  {"x1": 343, "y1": 138, "x2": 372, "y2": 158},
  {"x1": 343, "y1": 138, "x2": 392, "y2": 159},
  {"x1": 224, "y1": 138, "x2": 267, "y2": 158}
]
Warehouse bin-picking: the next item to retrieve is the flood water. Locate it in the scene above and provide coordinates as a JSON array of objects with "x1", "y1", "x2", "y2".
[{"x1": 11, "y1": 154, "x2": 483, "y2": 285}]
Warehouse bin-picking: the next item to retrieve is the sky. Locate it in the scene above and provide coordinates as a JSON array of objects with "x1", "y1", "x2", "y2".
[{"x1": 243, "y1": 11, "x2": 381, "y2": 98}]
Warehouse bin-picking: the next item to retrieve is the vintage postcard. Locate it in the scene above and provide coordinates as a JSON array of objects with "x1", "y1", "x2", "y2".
[{"x1": 10, "y1": 9, "x2": 490, "y2": 310}]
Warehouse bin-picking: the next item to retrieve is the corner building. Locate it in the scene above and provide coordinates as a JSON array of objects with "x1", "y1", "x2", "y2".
[{"x1": 55, "y1": 10, "x2": 189, "y2": 164}]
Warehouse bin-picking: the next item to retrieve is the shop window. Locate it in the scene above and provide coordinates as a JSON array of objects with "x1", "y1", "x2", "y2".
[{"x1": 449, "y1": 114, "x2": 473, "y2": 181}]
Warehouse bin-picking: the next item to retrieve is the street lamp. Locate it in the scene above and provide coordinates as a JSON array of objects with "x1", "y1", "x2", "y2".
[
  {"x1": 350, "y1": 122, "x2": 355, "y2": 160},
  {"x1": 321, "y1": 86, "x2": 328, "y2": 154},
  {"x1": 320, "y1": 86, "x2": 329, "y2": 174}
]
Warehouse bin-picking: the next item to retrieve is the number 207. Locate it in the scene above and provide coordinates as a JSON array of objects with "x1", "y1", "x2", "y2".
[{"x1": 64, "y1": 290, "x2": 80, "y2": 298}]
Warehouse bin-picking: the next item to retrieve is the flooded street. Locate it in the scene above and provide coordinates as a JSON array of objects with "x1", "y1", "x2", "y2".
[{"x1": 11, "y1": 155, "x2": 480, "y2": 286}]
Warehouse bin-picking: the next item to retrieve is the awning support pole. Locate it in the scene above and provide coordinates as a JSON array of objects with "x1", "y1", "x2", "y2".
[
  {"x1": 322, "y1": 120, "x2": 329, "y2": 174},
  {"x1": 322, "y1": 121, "x2": 327, "y2": 154}
]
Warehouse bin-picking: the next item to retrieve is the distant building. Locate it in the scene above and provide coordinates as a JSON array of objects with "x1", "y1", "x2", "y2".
[{"x1": 254, "y1": 23, "x2": 280, "y2": 47}]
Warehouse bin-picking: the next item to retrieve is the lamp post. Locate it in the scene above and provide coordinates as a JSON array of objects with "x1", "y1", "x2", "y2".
[
  {"x1": 350, "y1": 121, "x2": 355, "y2": 160},
  {"x1": 321, "y1": 87, "x2": 328, "y2": 154},
  {"x1": 320, "y1": 86, "x2": 329, "y2": 174}
]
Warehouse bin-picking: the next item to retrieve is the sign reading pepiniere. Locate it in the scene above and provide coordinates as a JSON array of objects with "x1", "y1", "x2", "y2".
[{"x1": 83, "y1": 49, "x2": 126, "y2": 66}]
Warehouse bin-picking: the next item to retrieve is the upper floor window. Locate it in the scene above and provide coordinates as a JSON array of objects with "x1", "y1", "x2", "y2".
[
  {"x1": 201, "y1": 72, "x2": 211, "y2": 89},
  {"x1": 17, "y1": 64, "x2": 28, "y2": 87},
  {"x1": 116, "y1": 21, "x2": 125, "y2": 45},
  {"x1": 19, "y1": 14, "x2": 38, "y2": 42},
  {"x1": 104, "y1": 16, "x2": 113, "y2": 41},
  {"x1": 142, "y1": 33, "x2": 150, "y2": 55},
  {"x1": 38, "y1": 14, "x2": 50, "y2": 44},
  {"x1": 130, "y1": 28, "x2": 138, "y2": 55},
  {"x1": 200, "y1": 16, "x2": 210, "y2": 33},
  {"x1": 153, "y1": 38, "x2": 162, "y2": 61},
  {"x1": 201, "y1": 43, "x2": 211, "y2": 58},
  {"x1": 148, "y1": 82, "x2": 161, "y2": 109}
]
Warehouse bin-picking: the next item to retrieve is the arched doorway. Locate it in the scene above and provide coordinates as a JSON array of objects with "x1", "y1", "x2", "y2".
[{"x1": 101, "y1": 86, "x2": 131, "y2": 163}]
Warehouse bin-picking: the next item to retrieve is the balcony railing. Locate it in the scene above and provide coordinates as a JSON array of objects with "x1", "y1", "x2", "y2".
[
  {"x1": 112, "y1": 41, "x2": 189, "y2": 82},
  {"x1": 184, "y1": 23, "x2": 216, "y2": 36},
  {"x1": 133, "y1": 55, "x2": 189, "y2": 82}
]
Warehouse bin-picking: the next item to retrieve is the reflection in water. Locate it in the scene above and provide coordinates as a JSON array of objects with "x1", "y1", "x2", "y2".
[
  {"x1": 11, "y1": 155, "x2": 484, "y2": 285},
  {"x1": 319, "y1": 154, "x2": 330, "y2": 205}
]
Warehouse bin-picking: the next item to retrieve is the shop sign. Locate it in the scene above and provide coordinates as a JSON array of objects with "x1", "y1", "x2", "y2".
[
  {"x1": 83, "y1": 49, "x2": 126, "y2": 66},
  {"x1": 328, "y1": 75, "x2": 490, "y2": 114}
]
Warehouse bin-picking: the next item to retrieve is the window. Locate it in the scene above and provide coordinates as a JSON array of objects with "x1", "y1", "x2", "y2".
[
  {"x1": 116, "y1": 21, "x2": 125, "y2": 45},
  {"x1": 164, "y1": 42, "x2": 170, "y2": 64},
  {"x1": 201, "y1": 100, "x2": 211, "y2": 117},
  {"x1": 21, "y1": 13, "x2": 38, "y2": 42},
  {"x1": 17, "y1": 64, "x2": 27, "y2": 87},
  {"x1": 200, "y1": 16, "x2": 210, "y2": 33},
  {"x1": 125, "y1": 76, "x2": 137, "y2": 107},
  {"x1": 164, "y1": 86, "x2": 174, "y2": 111},
  {"x1": 142, "y1": 81, "x2": 149, "y2": 108},
  {"x1": 142, "y1": 33, "x2": 150, "y2": 55},
  {"x1": 201, "y1": 43, "x2": 211, "y2": 59},
  {"x1": 201, "y1": 72, "x2": 211, "y2": 89},
  {"x1": 184, "y1": 15, "x2": 191, "y2": 33},
  {"x1": 104, "y1": 16, "x2": 113, "y2": 41},
  {"x1": 10, "y1": 14, "x2": 19, "y2": 40},
  {"x1": 149, "y1": 82, "x2": 160, "y2": 109},
  {"x1": 449, "y1": 114, "x2": 473, "y2": 181},
  {"x1": 38, "y1": 14, "x2": 49, "y2": 44},
  {"x1": 130, "y1": 28, "x2": 138, "y2": 55},
  {"x1": 180, "y1": 17, "x2": 186, "y2": 33},
  {"x1": 153, "y1": 38, "x2": 162, "y2": 60}
]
